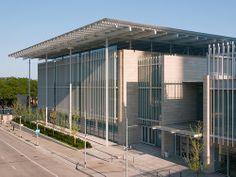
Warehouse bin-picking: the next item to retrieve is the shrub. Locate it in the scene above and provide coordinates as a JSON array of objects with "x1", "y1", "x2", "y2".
[{"x1": 12, "y1": 117, "x2": 92, "y2": 149}]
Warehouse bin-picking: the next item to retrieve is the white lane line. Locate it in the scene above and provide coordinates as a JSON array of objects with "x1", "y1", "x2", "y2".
[
  {"x1": 11, "y1": 165, "x2": 16, "y2": 170},
  {"x1": 0, "y1": 139, "x2": 58, "y2": 177}
]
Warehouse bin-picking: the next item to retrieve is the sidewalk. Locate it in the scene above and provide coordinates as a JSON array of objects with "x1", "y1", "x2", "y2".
[{"x1": 1, "y1": 122, "x2": 224, "y2": 177}]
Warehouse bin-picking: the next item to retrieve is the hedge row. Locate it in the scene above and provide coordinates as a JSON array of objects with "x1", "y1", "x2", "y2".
[{"x1": 12, "y1": 118, "x2": 92, "y2": 149}]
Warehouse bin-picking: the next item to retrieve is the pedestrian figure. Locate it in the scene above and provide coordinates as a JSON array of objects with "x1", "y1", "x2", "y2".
[
  {"x1": 13, "y1": 124, "x2": 15, "y2": 131},
  {"x1": 75, "y1": 162, "x2": 79, "y2": 170}
]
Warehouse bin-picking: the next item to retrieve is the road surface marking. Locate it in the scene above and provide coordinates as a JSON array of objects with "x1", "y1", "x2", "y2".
[
  {"x1": 10, "y1": 165, "x2": 16, "y2": 170},
  {"x1": 0, "y1": 139, "x2": 58, "y2": 177}
]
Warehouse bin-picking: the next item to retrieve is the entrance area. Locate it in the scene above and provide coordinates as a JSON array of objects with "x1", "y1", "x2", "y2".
[
  {"x1": 176, "y1": 135, "x2": 190, "y2": 158},
  {"x1": 141, "y1": 126, "x2": 161, "y2": 147}
]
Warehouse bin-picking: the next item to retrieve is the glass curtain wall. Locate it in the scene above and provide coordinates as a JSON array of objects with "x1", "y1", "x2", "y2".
[
  {"x1": 38, "y1": 46, "x2": 118, "y2": 141},
  {"x1": 79, "y1": 46, "x2": 118, "y2": 141},
  {"x1": 209, "y1": 42, "x2": 236, "y2": 146},
  {"x1": 138, "y1": 53, "x2": 162, "y2": 146}
]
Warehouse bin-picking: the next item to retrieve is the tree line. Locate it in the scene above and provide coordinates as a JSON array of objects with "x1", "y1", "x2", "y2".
[{"x1": 0, "y1": 77, "x2": 37, "y2": 108}]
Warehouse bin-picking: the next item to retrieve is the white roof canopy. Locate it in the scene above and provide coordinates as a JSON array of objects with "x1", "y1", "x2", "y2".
[{"x1": 9, "y1": 18, "x2": 236, "y2": 59}]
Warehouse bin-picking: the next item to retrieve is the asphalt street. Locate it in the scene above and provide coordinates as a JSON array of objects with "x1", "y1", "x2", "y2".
[{"x1": 0, "y1": 127, "x2": 85, "y2": 177}]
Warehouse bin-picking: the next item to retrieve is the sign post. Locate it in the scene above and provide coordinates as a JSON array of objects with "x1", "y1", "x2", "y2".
[{"x1": 35, "y1": 129, "x2": 40, "y2": 146}]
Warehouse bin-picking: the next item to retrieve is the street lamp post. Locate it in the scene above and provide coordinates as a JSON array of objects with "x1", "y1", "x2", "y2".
[
  {"x1": 125, "y1": 108, "x2": 128, "y2": 177},
  {"x1": 125, "y1": 107, "x2": 138, "y2": 177}
]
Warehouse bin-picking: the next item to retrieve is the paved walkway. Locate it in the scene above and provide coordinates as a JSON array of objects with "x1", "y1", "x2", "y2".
[{"x1": 2, "y1": 121, "x2": 224, "y2": 177}]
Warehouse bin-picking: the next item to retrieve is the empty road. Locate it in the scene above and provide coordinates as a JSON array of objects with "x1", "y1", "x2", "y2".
[{"x1": 0, "y1": 127, "x2": 85, "y2": 177}]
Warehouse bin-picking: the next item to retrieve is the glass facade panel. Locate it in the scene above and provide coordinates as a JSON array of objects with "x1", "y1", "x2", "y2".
[
  {"x1": 209, "y1": 42, "x2": 236, "y2": 145},
  {"x1": 138, "y1": 53, "x2": 162, "y2": 146},
  {"x1": 38, "y1": 46, "x2": 118, "y2": 142},
  {"x1": 138, "y1": 54, "x2": 162, "y2": 126}
]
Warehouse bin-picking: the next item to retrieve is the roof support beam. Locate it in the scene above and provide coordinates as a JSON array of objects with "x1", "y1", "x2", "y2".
[{"x1": 155, "y1": 33, "x2": 179, "y2": 42}]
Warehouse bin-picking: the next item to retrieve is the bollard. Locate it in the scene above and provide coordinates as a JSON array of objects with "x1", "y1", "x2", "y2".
[
  {"x1": 179, "y1": 171, "x2": 182, "y2": 177},
  {"x1": 169, "y1": 169, "x2": 170, "y2": 177}
]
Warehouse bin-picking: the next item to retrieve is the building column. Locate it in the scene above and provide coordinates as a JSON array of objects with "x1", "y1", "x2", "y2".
[
  {"x1": 45, "y1": 54, "x2": 48, "y2": 127},
  {"x1": 105, "y1": 38, "x2": 109, "y2": 146},
  {"x1": 69, "y1": 48, "x2": 73, "y2": 135},
  {"x1": 203, "y1": 75, "x2": 211, "y2": 166},
  {"x1": 28, "y1": 59, "x2": 31, "y2": 112}
]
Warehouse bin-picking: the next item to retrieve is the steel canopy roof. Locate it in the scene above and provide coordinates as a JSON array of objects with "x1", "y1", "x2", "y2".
[{"x1": 8, "y1": 18, "x2": 236, "y2": 59}]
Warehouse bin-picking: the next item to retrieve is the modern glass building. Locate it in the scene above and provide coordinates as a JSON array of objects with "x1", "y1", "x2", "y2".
[{"x1": 9, "y1": 18, "x2": 236, "y2": 175}]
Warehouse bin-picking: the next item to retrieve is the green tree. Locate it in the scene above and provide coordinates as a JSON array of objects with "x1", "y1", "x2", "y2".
[
  {"x1": 72, "y1": 114, "x2": 80, "y2": 131},
  {"x1": 0, "y1": 77, "x2": 37, "y2": 108},
  {"x1": 184, "y1": 121, "x2": 204, "y2": 177},
  {"x1": 12, "y1": 101, "x2": 28, "y2": 119}
]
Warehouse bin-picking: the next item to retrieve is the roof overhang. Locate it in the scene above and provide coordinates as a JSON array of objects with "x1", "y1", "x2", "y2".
[{"x1": 8, "y1": 18, "x2": 236, "y2": 59}]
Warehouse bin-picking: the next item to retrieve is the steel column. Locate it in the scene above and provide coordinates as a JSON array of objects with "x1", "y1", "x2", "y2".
[
  {"x1": 212, "y1": 44, "x2": 215, "y2": 143},
  {"x1": 208, "y1": 45, "x2": 210, "y2": 74},
  {"x1": 105, "y1": 38, "x2": 109, "y2": 146},
  {"x1": 232, "y1": 42, "x2": 235, "y2": 146},
  {"x1": 217, "y1": 44, "x2": 220, "y2": 144},
  {"x1": 206, "y1": 75, "x2": 210, "y2": 164},
  {"x1": 69, "y1": 48, "x2": 72, "y2": 135},
  {"x1": 84, "y1": 111, "x2": 87, "y2": 168},
  {"x1": 222, "y1": 43, "x2": 225, "y2": 145},
  {"x1": 114, "y1": 50, "x2": 117, "y2": 140},
  {"x1": 28, "y1": 59, "x2": 31, "y2": 112},
  {"x1": 45, "y1": 54, "x2": 48, "y2": 127},
  {"x1": 227, "y1": 43, "x2": 230, "y2": 146}
]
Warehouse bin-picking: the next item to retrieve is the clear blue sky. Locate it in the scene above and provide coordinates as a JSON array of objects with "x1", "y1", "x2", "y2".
[{"x1": 1, "y1": 0, "x2": 236, "y2": 79}]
